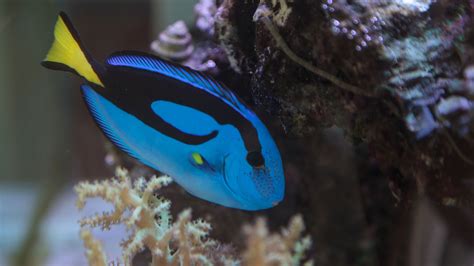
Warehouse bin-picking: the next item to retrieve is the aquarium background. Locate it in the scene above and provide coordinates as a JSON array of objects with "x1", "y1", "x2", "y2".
[
  {"x1": 0, "y1": 0, "x2": 198, "y2": 264},
  {"x1": 1, "y1": 0, "x2": 474, "y2": 266}
]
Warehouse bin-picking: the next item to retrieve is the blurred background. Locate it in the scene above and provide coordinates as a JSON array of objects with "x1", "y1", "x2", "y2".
[{"x1": 0, "y1": 0, "x2": 197, "y2": 265}]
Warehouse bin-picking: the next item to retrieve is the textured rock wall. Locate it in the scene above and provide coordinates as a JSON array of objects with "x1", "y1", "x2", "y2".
[
  {"x1": 112, "y1": 1, "x2": 474, "y2": 265},
  {"x1": 215, "y1": 0, "x2": 474, "y2": 211},
  {"x1": 210, "y1": 0, "x2": 474, "y2": 265}
]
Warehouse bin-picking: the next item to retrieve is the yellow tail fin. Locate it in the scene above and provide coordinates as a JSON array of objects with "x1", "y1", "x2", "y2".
[{"x1": 42, "y1": 12, "x2": 104, "y2": 87}]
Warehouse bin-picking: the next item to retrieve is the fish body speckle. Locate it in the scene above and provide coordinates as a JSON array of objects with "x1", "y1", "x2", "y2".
[{"x1": 41, "y1": 12, "x2": 285, "y2": 210}]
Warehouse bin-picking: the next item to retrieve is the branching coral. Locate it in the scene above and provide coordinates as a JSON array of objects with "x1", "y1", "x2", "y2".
[
  {"x1": 242, "y1": 216, "x2": 313, "y2": 266},
  {"x1": 75, "y1": 167, "x2": 234, "y2": 266},
  {"x1": 75, "y1": 167, "x2": 312, "y2": 266},
  {"x1": 80, "y1": 230, "x2": 107, "y2": 266}
]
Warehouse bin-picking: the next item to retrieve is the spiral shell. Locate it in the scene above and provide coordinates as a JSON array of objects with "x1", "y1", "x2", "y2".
[{"x1": 151, "y1": 20, "x2": 194, "y2": 61}]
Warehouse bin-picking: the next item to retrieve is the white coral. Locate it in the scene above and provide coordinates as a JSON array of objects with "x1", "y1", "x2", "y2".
[
  {"x1": 76, "y1": 167, "x2": 312, "y2": 266},
  {"x1": 242, "y1": 215, "x2": 313, "y2": 266},
  {"x1": 75, "y1": 167, "x2": 231, "y2": 266}
]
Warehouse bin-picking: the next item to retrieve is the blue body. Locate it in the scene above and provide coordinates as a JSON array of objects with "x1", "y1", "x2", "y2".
[{"x1": 82, "y1": 53, "x2": 285, "y2": 210}]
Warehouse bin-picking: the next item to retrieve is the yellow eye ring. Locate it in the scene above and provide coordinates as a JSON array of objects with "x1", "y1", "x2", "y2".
[{"x1": 191, "y1": 152, "x2": 204, "y2": 165}]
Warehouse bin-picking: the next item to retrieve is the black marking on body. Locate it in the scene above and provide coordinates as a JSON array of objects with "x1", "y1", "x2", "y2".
[{"x1": 91, "y1": 63, "x2": 261, "y2": 151}]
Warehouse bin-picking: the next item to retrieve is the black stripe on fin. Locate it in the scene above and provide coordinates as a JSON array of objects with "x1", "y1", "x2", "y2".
[
  {"x1": 41, "y1": 61, "x2": 78, "y2": 75},
  {"x1": 41, "y1": 12, "x2": 104, "y2": 86},
  {"x1": 57, "y1": 11, "x2": 90, "y2": 61}
]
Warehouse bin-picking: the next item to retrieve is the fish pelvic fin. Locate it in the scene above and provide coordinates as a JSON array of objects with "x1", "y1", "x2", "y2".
[{"x1": 41, "y1": 12, "x2": 104, "y2": 87}]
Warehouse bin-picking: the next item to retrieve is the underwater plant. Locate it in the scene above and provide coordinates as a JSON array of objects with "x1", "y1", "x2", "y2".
[
  {"x1": 75, "y1": 167, "x2": 312, "y2": 266},
  {"x1": 76, "y1": 167, "x2": 229, "y2": 265}
]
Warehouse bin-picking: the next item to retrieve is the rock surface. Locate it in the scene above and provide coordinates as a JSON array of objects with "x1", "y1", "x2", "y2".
[
  {"x1": 211, "y1": 0, "x2": 474, "y2": 265},
  {"x1": 215, "y1": 0, "x2": 474, "y2": 214},
  {"x1": 113, "y1": 1, "x2": 474, "y2": 265}
]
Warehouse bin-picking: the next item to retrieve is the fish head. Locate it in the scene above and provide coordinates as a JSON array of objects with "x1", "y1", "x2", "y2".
[
  {"x1": 220, "y1": 121, "x2": 285, "y2": 211},
  {"x1": 184, "y1": 121, "x2": 284, "y2": 211}
]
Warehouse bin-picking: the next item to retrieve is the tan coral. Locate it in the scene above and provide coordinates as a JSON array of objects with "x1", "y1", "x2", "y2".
[
  {"x1": 75, "y1": 167, "x2": 311, "y2": 266},
  {"x1": 80, "y1": 229, "x2": 108, "y2": 266},
  {"x1": 242, "y1": 215, "x2": 313, "y2": 266},
  {"x1": 75, "y1": 167, "x2": 233, "y2": 266}
]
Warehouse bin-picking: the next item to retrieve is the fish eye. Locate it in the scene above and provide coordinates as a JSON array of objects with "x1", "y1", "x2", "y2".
[{"x1": 246, "y1": 151, "x2": 265, "y2": 168}]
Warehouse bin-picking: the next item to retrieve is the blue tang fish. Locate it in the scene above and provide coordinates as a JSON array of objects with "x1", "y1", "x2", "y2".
[{"x1": 42, "y1": 12, "x2": 285, "y2": 210}]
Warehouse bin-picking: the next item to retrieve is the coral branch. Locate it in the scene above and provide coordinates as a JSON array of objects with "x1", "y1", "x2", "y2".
[
  {"x1": 74, "y1": 167, "x2": 237, "y2": 266},
  {"x1": 75, "y1": 167, "x2": 311, "y2": 265},
  {"x1": 242, "y1": 216, "x2": 313, "y2": 266},
  {"x1": 80, "y1": 229, "x2": 107, "y2": 266}
]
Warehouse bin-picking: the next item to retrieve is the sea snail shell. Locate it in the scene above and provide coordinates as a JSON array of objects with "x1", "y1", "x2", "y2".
[{"x1": 151, "y1": 20, "x2": 194, "y2": 61}]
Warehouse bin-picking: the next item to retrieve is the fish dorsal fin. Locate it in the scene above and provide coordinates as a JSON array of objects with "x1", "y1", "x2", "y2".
[{"x1": 106, "y1": 51, "x2": 247, "y2": 112}]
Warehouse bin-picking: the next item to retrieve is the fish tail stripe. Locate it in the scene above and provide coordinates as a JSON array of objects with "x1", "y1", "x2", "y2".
[
  {"x1": 42, "y1": 12, "x2": 104, "y2": 87},
  {"x1": 105, "y1": 51, "x2": 249, "y2": 114}
]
